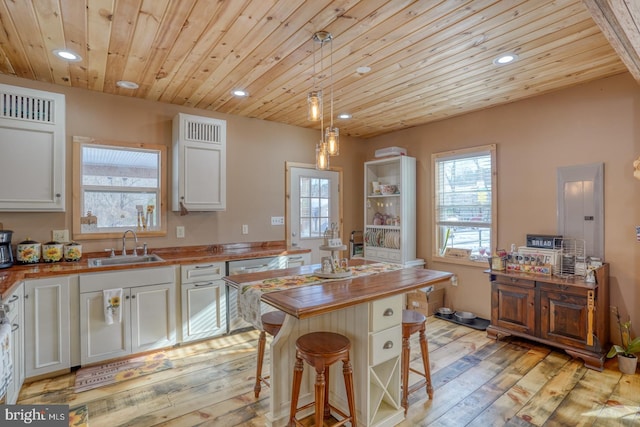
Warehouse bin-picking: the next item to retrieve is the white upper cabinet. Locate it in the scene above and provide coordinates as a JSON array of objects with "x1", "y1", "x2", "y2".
[
  {"x1": 172, "y1": 113, "x2": 226, "y2": 212},
  {"x1": 0, "y1": 84, "x2": 66, "y2": 211}
]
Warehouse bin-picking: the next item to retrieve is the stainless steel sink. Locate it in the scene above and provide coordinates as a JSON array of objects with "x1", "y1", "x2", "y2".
[{"x1": 87, "y1": 254, "x2": 165, "y2": 267}]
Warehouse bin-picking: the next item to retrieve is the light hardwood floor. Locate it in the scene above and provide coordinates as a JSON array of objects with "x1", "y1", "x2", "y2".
[{"x1": 17, "y1": 317, "x2": 640, "y2": 426}]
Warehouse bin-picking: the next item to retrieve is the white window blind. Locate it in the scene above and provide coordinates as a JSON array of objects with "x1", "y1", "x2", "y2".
[{"x1": 433, "y1": 144, "x2": 496, "y2": 263}]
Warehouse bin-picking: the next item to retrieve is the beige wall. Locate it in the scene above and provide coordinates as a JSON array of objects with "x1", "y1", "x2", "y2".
[
  {"x1": 1, "y1": 72, "x2": 637, "y2": 335},
  {"x1": 367, "y1": 73, "x2": 640, "y2": 334},
  {"x1": 0, "y1": 74, "x2": 364, "y2": 254}
]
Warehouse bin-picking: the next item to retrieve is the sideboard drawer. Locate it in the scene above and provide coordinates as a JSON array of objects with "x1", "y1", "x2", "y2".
[
  {"x1": 370, "y1": 325, "x2": 401, "y2": 366},
  {"x1": 494, "y1": 275, "x2": 535, "y2": 288},
  {"x1": 370, "y1": 295, "x2": 402, "y2": 332}
]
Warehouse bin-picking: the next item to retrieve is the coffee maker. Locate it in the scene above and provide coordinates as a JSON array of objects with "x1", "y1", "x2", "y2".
[{"x1": 0, "y1": 230, "x2": 14, "y2": 269}]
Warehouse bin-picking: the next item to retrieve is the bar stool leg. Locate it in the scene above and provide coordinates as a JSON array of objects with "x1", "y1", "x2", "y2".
[
  {"x1": 418, "y1": 327, "x2": 433, "y2": 399},
  {"x1": 254, "y1": 330, "x2": 266, "y2": 398},
  {"x1": 342, "y1": 357, "x2": 358, "y2": 427},
  {"x1": 323, "y1": 366, "x2": 331, "y2": 419},
  {"x1": 289, "y1": 354, "x2": 304, "y2": 426},
  {"x1": 402, "y1": 332, "x2": 411, "y2": 414},
  {"x1": 314, "y1": 367, "x2": 326, "y2": 427}
]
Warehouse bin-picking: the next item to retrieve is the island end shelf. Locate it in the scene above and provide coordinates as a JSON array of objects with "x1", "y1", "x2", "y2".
[
  {"x1": 224, "y1": 260, "x2": 453, "y2": 427},
  {"x1": 486, "y1": 264, "x2": 609, "y2": 371}
]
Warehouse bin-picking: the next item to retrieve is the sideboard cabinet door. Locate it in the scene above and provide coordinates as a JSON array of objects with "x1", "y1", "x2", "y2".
[{"x1": 490, "y1": 280, "x2": 535, "y2": 335}]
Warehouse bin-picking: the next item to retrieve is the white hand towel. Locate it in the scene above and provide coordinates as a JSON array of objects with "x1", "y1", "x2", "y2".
[
  {"x1": 0, "y1": 322, "x2": 12, "y2": 400},
  {"x1": 103, "y1": 288, "x2": 123, "y2": 325}
]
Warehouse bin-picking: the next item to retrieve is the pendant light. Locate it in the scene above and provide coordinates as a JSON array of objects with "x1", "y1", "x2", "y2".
[{"x1": 308, "y1": 31, "x2": 338, "y2": 170}]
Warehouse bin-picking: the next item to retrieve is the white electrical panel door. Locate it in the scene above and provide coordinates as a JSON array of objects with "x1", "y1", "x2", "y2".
[{"x1": 557, "y1": 163, "x2": 604, "y2": 259}]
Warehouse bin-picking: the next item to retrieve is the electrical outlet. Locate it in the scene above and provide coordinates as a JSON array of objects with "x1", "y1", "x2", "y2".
[
  {"x1": 450, "y1": 275, "x2": 458, "y2": 286},
  {"x1": 242, "y1": 224, "x2": 249, "y2": 234},
  {"x1": 52, "y1": 229, "x2": 69, "y2": 243},
  {"x1": 271, "y1": 216, "x2": 285, "y2": 225},
  {"x1": 176, "y1": 226, "x2": 185, "y2": 238}
]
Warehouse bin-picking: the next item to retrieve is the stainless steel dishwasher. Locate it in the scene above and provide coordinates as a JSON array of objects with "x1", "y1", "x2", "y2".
[{"x1": 226, "y1": 256, "x2": 283, "y2": 333}]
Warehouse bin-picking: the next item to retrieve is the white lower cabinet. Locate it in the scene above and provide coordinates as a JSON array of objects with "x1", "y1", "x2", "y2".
[
  {"x1": 24, "y1": 277, "x2": 71, "y2": 378},
  {"x1": 79, "y1": 267, "x2": 176, "y2": 365},
  {"x1": 368, "y1": 296, "x2": 403, "y2": 426},
  {"x1": 4, "y1": 283, "x2": 24, "y2": 403},
  {"x1": 180, "y1": 262, "x2": 226, "y2": 343}
]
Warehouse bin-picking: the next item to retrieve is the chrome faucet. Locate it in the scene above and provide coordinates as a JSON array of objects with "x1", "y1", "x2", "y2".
[{"x1": 122, "y1": 229, "x2": 138, "y2": 256}]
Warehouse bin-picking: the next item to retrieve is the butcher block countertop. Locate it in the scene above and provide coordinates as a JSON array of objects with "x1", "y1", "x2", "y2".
[
  {"x1": 223, "y1": 259, "x2": 454, "y2": 319},
  {"x1": 0, "y1": 241, "x2": 309, "y2": 299}
]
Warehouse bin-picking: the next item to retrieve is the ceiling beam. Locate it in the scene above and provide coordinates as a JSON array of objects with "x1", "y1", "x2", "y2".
[{"x1": 583, "y1": 0, "x2": 640, "y2": 83}]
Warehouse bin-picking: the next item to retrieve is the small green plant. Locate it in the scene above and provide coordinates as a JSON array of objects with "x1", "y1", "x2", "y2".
[{"x1": 607, "y1": 306, "x2": 640, "y2": 358}]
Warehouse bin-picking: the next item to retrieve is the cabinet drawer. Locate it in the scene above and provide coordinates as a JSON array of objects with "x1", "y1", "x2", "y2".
[
  {"x1": 538, "y1": 281, "x2": 586, "y2": 296},
  {"x1": 493, "y1": 275, "x2": 535, "y2": 288},
  {"x1": 181, "y1": 262, "x2": 225, "y2": 283},
  {"x1": 370, "y1": 325, "x2": 402, "y2": 366},
  {"x1": 370, "y1": 295, "x2": 402, "y2": 332}
]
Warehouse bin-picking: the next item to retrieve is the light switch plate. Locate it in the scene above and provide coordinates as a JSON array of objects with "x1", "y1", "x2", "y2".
[{"x1": 271, "y1": 216, "x2": 285, "y2": 225}]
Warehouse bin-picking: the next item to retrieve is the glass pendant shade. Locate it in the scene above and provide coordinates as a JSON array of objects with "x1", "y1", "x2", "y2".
[
  {"x1": 325, "y1": 127, "x2": 339, "y2": 156},
  {"x1": 307, "y1": 91, "x2": 322, "y2": 121},
  {"x1": 316, "y1": 142, "x2": 330, "y2": 170}
]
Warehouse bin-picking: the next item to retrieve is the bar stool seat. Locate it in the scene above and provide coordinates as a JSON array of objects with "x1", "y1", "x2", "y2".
[
  {"x1": 255, "y1": 310, "x2": 286, "y2": 398},
  {"x1": 289, "y1": 332, "x2": 357, "y2": 427},
  {"x1": 402, "y1": 309, "x2": 433, "y2": 414}
]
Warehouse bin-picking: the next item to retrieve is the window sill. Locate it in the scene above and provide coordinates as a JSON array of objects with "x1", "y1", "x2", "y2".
[
  {"x1": 430, "y1": 255, "x2": 490, "y2": 269},
  {"x1": 73, "y1": 229, "x2": 167, "y2": 240}
]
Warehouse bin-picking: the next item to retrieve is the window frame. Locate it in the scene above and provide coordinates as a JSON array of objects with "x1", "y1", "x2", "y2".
[
  {"x1": 298, "y1": 175, "x2": 331, "y2": 240},
  {"x1": 431, "y1": 144, "x2": 497, "y2": 267},
  {"x1": 72, "y1": 136, "x2": 167, "y2": 240}
]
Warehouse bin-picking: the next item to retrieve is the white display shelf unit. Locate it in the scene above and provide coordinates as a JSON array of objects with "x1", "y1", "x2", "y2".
[{"x1": 364, "y1": 156, "x2": 417, "y2": 266}]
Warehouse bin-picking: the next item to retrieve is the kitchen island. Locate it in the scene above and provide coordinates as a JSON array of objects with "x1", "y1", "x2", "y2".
[{"x1": 223, "y1": 260, "x2": 453, "y2": 427}]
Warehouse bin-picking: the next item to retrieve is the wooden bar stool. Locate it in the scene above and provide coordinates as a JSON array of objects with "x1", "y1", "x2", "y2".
[
  {"x1": 289, "y1": 331, "x2": 357, "y2": 427},
  {"x1": 255, "y1": 310, "x2": 286, "y2": 398},
  {"x1": 401, "y1": 309, "x2": 433, "y2": 414}
]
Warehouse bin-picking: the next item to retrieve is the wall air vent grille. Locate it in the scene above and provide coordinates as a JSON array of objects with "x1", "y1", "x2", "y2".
[
  {"x1": 0, "y1": 91, "x2": 56, "y2": 124},
  {"x1": 185, "y1": 119, "x2": 221, "y2": 144}
]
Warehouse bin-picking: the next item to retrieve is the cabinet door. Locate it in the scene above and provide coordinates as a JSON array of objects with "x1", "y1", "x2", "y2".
[
  {"x1": 24, "y1": 277, "x2": 70, "y2": 378},
  {"x1": 80, "y1": 290, "x2": 131, "y2": 365},
  {"x1": 491, "y1": 282, "x2": 535, "y2": 335},
  {"x1": 181, "y1": 281, "x2": 226, "y2": 342},
  {"x1": 131, "y1": 283, "x2": 176, "y2": 353},
  {"x1": 0, "y1": 84, "x2": 65, "y2": 211},
  {"x1": 540, "y1": 289, "x2": 590, "y2": 349},
  {"x1": 5, "y1": 284, "x2": 23, "y2": 404},
  {"x1": 172, "y1": 113, "x2": 226, "y2": 211}
]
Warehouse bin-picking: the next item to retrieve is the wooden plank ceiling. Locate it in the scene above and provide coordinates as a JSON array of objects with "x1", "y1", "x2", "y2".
[{"x1": 0, "y1": 0, "x2": 635, "y2": 139}]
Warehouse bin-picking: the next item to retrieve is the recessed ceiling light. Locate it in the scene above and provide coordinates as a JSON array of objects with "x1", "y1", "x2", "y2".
[
  {"x1": 231, "y1": 89, "x2": 249, "y2": 97},
  {"x1": 52, "y1": 49, "x2": 82, "y2": 62},
  {"x1": 338, "y1": 113, "x2": 352, "y2": 120},
  {"x1": 493, "y1": 53, "x2": 519, "y2": 65},
  {"x1": 356, "y1": 66, "x2": 371, "y2": 74},
  {"x1": 116, "y1": 80, "x2": 139, "y2": 89}
]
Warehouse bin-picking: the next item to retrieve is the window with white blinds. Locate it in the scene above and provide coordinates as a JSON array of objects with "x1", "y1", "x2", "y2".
[{"x1": 432, "y1": 144, "x2": 496, "y2": 264}]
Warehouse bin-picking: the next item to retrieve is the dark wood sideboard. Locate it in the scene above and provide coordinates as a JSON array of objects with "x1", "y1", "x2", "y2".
[{"x1": 486, "y1": 264, "x2": 609, "y2": 371}]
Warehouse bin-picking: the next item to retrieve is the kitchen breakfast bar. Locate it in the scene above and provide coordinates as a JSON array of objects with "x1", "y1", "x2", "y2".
[{"x1": 223, "y1": 260, "x2": 453, "y2": 427}]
